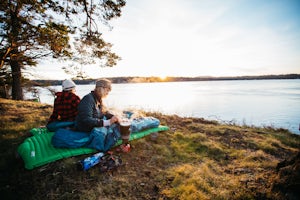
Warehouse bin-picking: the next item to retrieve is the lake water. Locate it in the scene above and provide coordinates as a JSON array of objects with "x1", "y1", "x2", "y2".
[{"x1": 27, "y1": 79, "x2": 300, "y2": 134}]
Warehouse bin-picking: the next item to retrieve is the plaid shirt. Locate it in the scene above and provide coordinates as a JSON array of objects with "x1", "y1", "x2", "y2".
[{"x1": 48, "y1": 91, "x2": 80, "y2": 123}]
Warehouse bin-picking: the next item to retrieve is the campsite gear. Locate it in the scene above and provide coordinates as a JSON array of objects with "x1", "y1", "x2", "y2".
[
  {"x1": 99, "y1": 154, "x2": 122, "y2": 173},
  {"x1": 151, "y1": 132, "x2": 159, "y2": 141},
  {"x1": 85, "y1": 125, "x2": 121, "y2": 151},
  {"x1": 79, "y1": 152, "x2": 105, "y2": 171},
  {"x1": 52, "y1": 128, "x2": 90, "y2": 149},
  {"x1": 123, "y1": 111, "x2": 134, "y2": 119},
  {"x1": 117, "y1": 143, "x2": 131, "y2": 153},
  {"x1": 131, "y1": 117, "x2": 160, "y2": 133},
  {"x1": 121, "y1": 143, "x2": 131, "y2": 153},
  {"x1": 51, "y1": 123, "x2": 121, "y2": 151},
  {"x1": 18, "y1": 125, "x2": 169, "y2": 170},
  {"x1": 120, "y1": 120, "x2": 131, "y2": 144},
  {"x1": 46, "y1": 121, "x2": 75, "y2": 132}
]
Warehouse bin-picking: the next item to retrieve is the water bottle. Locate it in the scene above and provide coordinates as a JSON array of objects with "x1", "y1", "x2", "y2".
[{"x1": 79, "y1": 152, "x2": 105, "y2": 171}]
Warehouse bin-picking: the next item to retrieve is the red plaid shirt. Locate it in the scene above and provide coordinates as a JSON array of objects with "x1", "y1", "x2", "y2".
[{"x1": 48, "y1": 91, "x2": 80, "y2": 123}]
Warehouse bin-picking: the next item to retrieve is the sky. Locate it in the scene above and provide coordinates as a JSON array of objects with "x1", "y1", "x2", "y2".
[{"x1": 30, "y1": 0, "x2": 300, "y2": 79}]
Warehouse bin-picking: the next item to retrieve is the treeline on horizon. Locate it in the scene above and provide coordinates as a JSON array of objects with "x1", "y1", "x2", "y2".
[{"x1": 31, "y1": 73, "x2": 300, "y2": 86}]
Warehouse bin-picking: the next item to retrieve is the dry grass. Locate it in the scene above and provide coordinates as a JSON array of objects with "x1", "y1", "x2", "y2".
[{"x1": 0, "y1": 98, "x2": 299, "y2": 200}]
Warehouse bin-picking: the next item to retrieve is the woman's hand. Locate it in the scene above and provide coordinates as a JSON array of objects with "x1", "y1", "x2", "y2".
[{"x1": 110, "y1": 115, "x2": 120, "y2": 124}]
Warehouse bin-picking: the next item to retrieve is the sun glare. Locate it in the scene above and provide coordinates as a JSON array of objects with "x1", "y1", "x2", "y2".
[{"x1": 159, "y1": 75, "x2": 167, "y2": 81}]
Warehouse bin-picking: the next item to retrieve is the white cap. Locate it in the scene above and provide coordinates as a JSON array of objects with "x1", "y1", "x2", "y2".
[{"x1": 62, "y1": 79, "x2": 76, "y2": 91}]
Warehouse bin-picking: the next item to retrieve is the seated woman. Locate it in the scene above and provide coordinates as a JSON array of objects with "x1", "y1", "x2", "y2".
[
  {"x1": 46, "y1": 79, "x2": 80, "y2": 131},
  {"x1": 75, "y1": 78, "x2": 118, "y2": 132},
  {"x1": 74, "y1": 78, "x2": 129, "y2": 152}
]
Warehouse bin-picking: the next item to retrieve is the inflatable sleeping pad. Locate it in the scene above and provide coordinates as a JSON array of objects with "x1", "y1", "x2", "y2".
[{"x1": 17, "y1": 125, "x2": 169, "y2": 170}]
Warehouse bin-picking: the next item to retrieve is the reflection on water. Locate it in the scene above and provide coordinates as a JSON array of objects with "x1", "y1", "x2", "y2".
[{"x1": 28, "y1": 80, "x2": 300, "y2": 134}]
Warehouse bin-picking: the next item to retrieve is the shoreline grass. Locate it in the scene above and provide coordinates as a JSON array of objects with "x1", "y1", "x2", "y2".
[{"x1": 0, "y1": 98, "x2": 299, "y2": 199}]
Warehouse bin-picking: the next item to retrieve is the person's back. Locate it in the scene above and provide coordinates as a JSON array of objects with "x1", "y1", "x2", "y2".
[
  {"x1": 47, "y1": 79, "x2": 80, "y2": 131},
  {"x1": 48, "y1": 91, "x2": 80, "y2": 123}
]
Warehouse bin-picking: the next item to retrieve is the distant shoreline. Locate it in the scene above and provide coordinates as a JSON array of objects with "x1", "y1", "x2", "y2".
[{"x1": 30, "y1": 73, "x2": 300, "y2": 86}]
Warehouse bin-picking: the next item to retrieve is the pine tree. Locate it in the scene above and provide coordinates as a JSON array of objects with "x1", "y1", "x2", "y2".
[{"x1": 0, "y1": 0, "x2": 125, "y2": 100}]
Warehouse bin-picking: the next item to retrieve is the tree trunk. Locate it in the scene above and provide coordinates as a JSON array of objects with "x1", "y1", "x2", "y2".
[{"x1": 10, "y1": 59, "x2": 23, "y2": 100}]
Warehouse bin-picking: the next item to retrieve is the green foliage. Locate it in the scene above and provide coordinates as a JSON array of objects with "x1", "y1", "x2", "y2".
[{"x1": 0, "y1": 0, "x2": 126, "y2": 99}]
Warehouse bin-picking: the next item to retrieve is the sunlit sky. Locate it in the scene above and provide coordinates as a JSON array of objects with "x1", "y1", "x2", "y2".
[{"x1": 30, "y1": 0, "x2": 300, "y2": 80}]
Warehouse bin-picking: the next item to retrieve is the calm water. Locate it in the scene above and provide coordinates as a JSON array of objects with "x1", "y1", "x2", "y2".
[{"x1": 28, "y1": 79, "x2": 300, "y2": 134}]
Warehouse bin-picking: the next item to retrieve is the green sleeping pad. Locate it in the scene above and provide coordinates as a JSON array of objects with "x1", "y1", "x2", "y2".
[{"x1": 17, "y1": 126, "x2": 169, "y2": 170}]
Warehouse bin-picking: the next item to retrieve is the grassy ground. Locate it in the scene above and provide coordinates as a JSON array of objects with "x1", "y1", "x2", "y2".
[{"x1": 0, "y1": 98, "x2": 299, "y2": 200}]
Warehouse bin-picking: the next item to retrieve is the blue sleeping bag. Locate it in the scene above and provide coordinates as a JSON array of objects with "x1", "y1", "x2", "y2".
[
  {"x1": 51, "y1": 117, "x2": 160, "y2": 151},
  {"x1": 52, "y1": 124, "x2": 120, "y2": 152}
]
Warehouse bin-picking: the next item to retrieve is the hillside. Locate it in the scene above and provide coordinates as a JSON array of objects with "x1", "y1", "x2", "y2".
[{"x1": 0, "y1": 98, "x2": 299, "y2": 199}]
